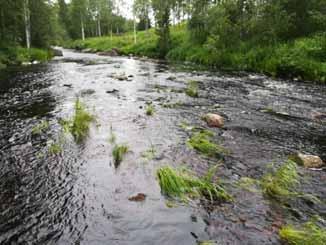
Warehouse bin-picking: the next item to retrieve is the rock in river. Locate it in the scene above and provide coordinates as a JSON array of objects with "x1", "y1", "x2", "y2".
[
  {"x1": 291, "y1": 153, "x2": 324, "y2": 168},
  {"x1": 203, "y1": 113, "x2": 225, "y2": 128},
  {"x1": 128, "y1": 193, "x2": 146, "y2": 202}
]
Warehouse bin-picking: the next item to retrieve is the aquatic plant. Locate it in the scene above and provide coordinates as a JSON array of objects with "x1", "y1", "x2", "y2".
[
  {"x1": 157, "y1": 166, "x2": 231, "y2": 202},
  {"x1": 108, "y1": 126, "x2": 116, "y2": 144},
  {"x1": 146, "y1": 104, "x2": 155, "y2": 116},
  {"x1": 279, "y1": 221, "x2": 326, "y2": 245},
  {"x1": 60, "y1": 99, "x2": 95, "y2": 142},
  {"x1": 31, "y1": 120, "x2": 49, "y2": 135},
  {"x1": 112, "y1": 144, "x2": 129, "y2": 167},
  {"x1": 187, "y1": 130, "x2": 228, "y2": 158},
  {"x1": 48, "y1": 142, "x2": 62, "y2": 155},
  {"x1": 261, "y1": 160, "x2": 299, "y2": 199},
  {"x1": 141, "y1": 144, "x2": 156, "y2": 160},
  {"x1": 185, "y1": 80, "x2": 199, "y2": 97},
  {"x1": 71, "y1": 99, "x2": 95, "y2": 141}
]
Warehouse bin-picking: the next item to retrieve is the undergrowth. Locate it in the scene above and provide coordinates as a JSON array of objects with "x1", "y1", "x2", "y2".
[{"x1": 157, "y1": 165, "x2": 231, "y2": 202}]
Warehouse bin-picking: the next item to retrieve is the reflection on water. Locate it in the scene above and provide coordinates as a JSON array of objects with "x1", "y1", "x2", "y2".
[{"x1": 0, "y1": 49, "x2": 325, "y2": 245}]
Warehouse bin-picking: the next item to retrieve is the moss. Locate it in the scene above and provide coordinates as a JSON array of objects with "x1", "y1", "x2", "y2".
[
  {"x1": 261, "y1": 160, "x2": 299, "y2": 199},
  {"x1": 237, "y1": 177, "x2": 259, "y2": 192},
  {"x1": 157, "y1": 166, "x2": 231, "y2": 202},
  {"x1": 187, "y1": 130, "x2": 229, "y2": 158},
  {"x1": 146, "y1": 104, "x2": 155, "y2": 116},
  {"x1": 31, "y1": 120, "x2": 50, "y2": 135},
  {"x1": 112, "y1": 144, "x2": 129, "y2": 167},
  {"x1": 185, "y1": 80, "x2": 199, "y2": 97},
  {"x1": 279, "y1": 222, "x2": 326, "y2": 245}
]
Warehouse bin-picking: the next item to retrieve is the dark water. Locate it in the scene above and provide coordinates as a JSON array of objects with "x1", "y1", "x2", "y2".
[{"x1": 0, "y1": 49, "x2": 325, "y2": 245}]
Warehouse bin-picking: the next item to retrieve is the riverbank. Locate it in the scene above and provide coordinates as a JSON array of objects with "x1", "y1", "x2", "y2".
[
  {"x1": 65, "y1": 24, "x2": 326, "y2": 84},
  {"x1": 0, "y1": 46, "x2": 52, "y2": 69}
]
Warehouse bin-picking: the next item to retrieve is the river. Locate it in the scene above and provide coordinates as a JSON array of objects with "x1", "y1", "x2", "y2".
[{"x1": 0, "y1": 49, "x2": 325, "y2": 245}]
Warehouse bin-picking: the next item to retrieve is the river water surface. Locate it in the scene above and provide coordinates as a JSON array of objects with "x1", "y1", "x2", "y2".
[{"x1": 0, "y1": 49, "x2": 325, "y2": 245}]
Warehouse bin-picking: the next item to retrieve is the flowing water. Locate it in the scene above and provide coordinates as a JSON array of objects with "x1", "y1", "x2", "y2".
[{"x1": 0, "y1": 49, "x2": 325, "y2": 245}]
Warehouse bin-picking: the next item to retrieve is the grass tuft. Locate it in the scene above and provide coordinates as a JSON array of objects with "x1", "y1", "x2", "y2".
[
  {"x1": 157, "y1": 166, "x2": 231, "y2": 202},
  {"x1": 185, "y1": 80, "x2": 199, "y2": 97},
  {"x1": 48, "y1": 142, "x2": 62, "y2": 155},
  {"x1": 261, "y1": 160, "x2": 299, "y2": 199},
  {"x1": 112, "y1": 144, "x2": 129, "y2": 167},
  {"x1": 31, "y1": 120, "x2": 50, "y2": 135},
  {"x1": 60, "y1": 98, "x2": 95, "y2": 142},
  {"x1": 279, "y1": 222, "x2": 326, "y2": 245},
  {"x1": 146, "y1": 104, "x2": 155, "y2": 116},
  {"x1": 187, "y1": 130, "x2": 228, "y2": 158}
]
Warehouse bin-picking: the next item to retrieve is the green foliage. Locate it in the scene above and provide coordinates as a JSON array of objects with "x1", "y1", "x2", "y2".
[
  {"x1": 48, "y1": 142, "x2": 62, "y2": 155},
  {"x1": 157, "y1": 165, "x2": 231, "y2": 202},
  {"x1": 32, "y1": 120, "x2": 50, "y2": 135},
  {"x1": 0, "y1": 47, "x2": 50, "y2": 66},
  {"x1": 261, "y1": 160, "x2": 299, "y2": 199},
  {"x1": 187, "y1": 130, "x2": 228, "y2": 158},
  {"x1": 112, "y1": 144, "x2": 129, "y2": 167},
  {"x1": 70, "y1": 99, "x2": 95, "y2": 142},
  {"x1": 60, "y1": 98, "x2": 95, "y2": 142},
  {"x1": 145, "y1": 104, "x2": 155, "y2": 116},
  {"x1": 279, "y1": 222, "x2": 326, "y2": 245},
  {"x1": 185, "y1": 80, "x2": 199, "y2": 97}
]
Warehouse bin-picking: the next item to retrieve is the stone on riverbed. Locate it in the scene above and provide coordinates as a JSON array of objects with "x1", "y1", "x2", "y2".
[
  {"x1": 51, "y1": 48, "x2": 63, "y2": 57},
  {"x1": 291, "y1": 153, "x2": 324, "y2": 168},
  {"x1": 97, "y1": 48, "x2": 120, "y2": 57},
  {"x1": 203, "y1": 113, "x2": 224, "y2": 128},
  {"x1": 128, "y1": 193, "x2": 146, "y2": 202}
]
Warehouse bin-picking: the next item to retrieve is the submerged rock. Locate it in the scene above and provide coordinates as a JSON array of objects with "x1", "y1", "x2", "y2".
[
  {"x1": 106, "y1": 89, "x2": 119, "y2": 94},
  {"x1": 291, "y1": 153, "x2": 324, "y2": 168},
  {"x1": 80, "y1": 89, "x2": 96, "y2": 96},
  {"x1": 128, "y1": 193, "x2": 146, "y2": 202},
  {"x1": 312, "y1": 112, "x2": 326, "y2": 121},
  {"x1": 203, "y1": 113, "x2": 225, "y2": 128}
]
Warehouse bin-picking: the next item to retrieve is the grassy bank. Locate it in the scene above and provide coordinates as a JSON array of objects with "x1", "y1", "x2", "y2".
[
  {"x1": 0, "y1": 46, "x2": 52, "y2": 69},
  {"x1": 65, "y1": 24, "x2": 326, "y2": 84}
]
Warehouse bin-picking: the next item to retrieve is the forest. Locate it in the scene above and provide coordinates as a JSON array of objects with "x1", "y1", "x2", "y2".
[
  {"x1": 0, "y1": 0, "x2": 326, "y2": 82},
  {"x1": 0, "y1": 1, "x2": 325, "y2": 245}
]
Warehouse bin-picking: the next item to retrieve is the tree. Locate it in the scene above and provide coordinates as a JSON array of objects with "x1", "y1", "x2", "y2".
[{"x1": 152, "y1": 0, "x2": 176, "y2": 58}]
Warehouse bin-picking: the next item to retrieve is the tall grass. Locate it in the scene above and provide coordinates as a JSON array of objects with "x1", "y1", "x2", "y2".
[
  {"x1": 112, "y1": 144, "x2": 129, "y2": 167},
  {"x1": 279, "y1": 221, "x2": 326, "y2": 245},
  {"x1": 185, "y1": 80, "x2": 199, "y2": 97},
  {"x1": 157, "y1": 166, "x2": 231, "y2": 202},
  {"x1": 187, "y1": 130, "x2": 228, "y2": 158},
  {"x1": 261, "y1": 160, "x2": 299, "y2": 199},
  {"x1": 60, "y1": 98, "x2": 95, "y2": 142}
]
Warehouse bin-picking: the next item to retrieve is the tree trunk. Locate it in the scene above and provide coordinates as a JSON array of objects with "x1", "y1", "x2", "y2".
[
  {"x1": 24, "y1": 0, "x2": 31, "y2": 49},
  {"x1": 97, "y1": 17, "x2": 101, "y2": 37},
  {"x1": 81, "y1": 15, "x2": 85, "y2": 40},
  {"x1": 133, "y1": 15, "x2": 137, "y2": 44}
]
